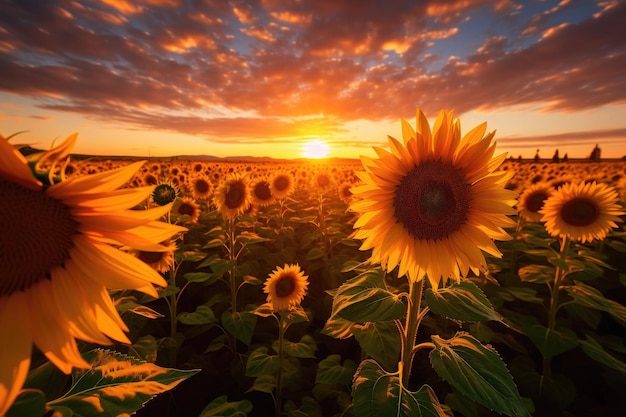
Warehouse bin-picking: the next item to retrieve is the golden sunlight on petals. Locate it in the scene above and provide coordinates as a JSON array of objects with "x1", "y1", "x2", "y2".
[
  {"x1": 350, "y1": 109, "x2": 517, "y2": 288},
  {"x1": 0, "y1": 133, "x2": 42, "y2": 190}
]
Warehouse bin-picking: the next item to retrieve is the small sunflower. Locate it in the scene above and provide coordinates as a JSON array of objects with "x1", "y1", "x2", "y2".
[
  {"x1": 263, "y1": 264, "x2": 309, "y2": 312},
  {"x1": 172, "y1": 196, "x2": 201, "y2": 224},
  {"x1": 133, "y1": 239, "x2": 178, "y2": 273},
  {"x1": 187, "y1": 175, "x2": 213, "y2": 200},
  {"x1": 151, "y1": 180, "x2": 179, "y2": 206},
  {"x1": 270, "y1": 172, "x2": 294, "y2": 199},
  {"x1": 250, "y1": 179, "x2": 276, "y2": 207},
  {"x1": 213, "y1": 174, "x2": 252, "y2": 219},
  {"x1": 313, "y1": 171, "x2": 332, "y2": 190},
  {"x1": 350, "y1": 109, "x2": 517, "y2": 289},
  {"x1": 517, "y1": 183, "x2": 554, "y2": 222},
  {"x1": 539, "y1": 181, "x2": 624, "y2": 243},
  {"x1": 0, "y1": 133, "x2": 186, "y2": 416}
]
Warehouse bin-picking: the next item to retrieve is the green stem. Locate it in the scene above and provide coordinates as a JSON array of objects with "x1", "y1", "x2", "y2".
[
  {"x1": 400, "y1": 278, "x2": 425, "y2": 387},
  {"x1": 275, "y1": 312, "x2": 286, "y2": 417},
  {"x1": 543, "y1": 236, "x2": 570, "y2": 378},
  {"x1": 227, "y1": 216, "x2": 238, "y2": 352}
]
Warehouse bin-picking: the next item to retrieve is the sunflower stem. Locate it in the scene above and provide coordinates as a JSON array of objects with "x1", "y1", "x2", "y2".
[
  {"x1": 275, "y1": 311, "x2": 286, "y2": 417},
  {"x1": 227, "y1": 216, "x2": 238, "y2": 353},
  {"x1": 543, "y1": 236, "x2": 570, "y2": 378},
  {"x1": 400, "y1": 278, "x2": 425, "y2": 387}
]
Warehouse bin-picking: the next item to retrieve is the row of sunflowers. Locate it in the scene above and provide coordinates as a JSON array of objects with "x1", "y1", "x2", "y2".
[{"x1": 1, "y1": 109, "x2": 625, "y2": 417}]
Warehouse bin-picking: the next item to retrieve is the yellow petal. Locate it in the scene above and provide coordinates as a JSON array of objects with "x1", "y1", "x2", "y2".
[{"x1": 0, "y1": 133, "x2": 42, "y2": 190}]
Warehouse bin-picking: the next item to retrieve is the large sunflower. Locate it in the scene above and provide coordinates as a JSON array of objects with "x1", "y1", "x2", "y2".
[
  {"x1": 0, "y1": 133, "x2": 186, "y2": 416},
  {"x1": 263, "y1": 264, "x2": 309, "y2": 312},
  {"x1": 350, "y1": 109, "x2": 517, "y2": 289},
  {"x1": 539, "y1": 181, "x2": 624, "y2": 243}
]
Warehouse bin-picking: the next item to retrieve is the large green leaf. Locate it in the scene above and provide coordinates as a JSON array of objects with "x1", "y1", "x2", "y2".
[
  {"x1": 221, "y1": 309, "x2": 257, "y2": 345},
  {"x1": 6, "y1": 390, "x2": 46, "y2": 417},
  {"x1": 46, "y1": 349, "x2": 198, "y2": 417},
  {"x1": 352, "y1": 321, "x2": 401, "y2": 372},
  {"x1": 517, "y1": 264, "x2": 554, "y2": 284},
  {"x1": 245, "y1": 347, "x2": 280, "y2": 377},
  {"x1": 332, "y1": 269, "x2": 406, "y2": 323},
  {"x1": 275, "y1": 334, "x2": 317, "y2": 359},
  {"x1": 315, "y1": 354, "x2": 357, "y2": 386},
  {"x1": 520, "y1": 318, "x2": 579, "y2": 358},
  {"x1": 425, "y1": 281, "x2": 501, "y2": 322},
  {"x1": 429, "y1": 332, "x2": 530, "y2": 417},
  {"x1": 563, "y1": 281, "x2": 626, "y2": 326},
  {"x1": 198, "y1": 395, "x2": 252, "y2": 417},
  {"x1": 178, "y1": 304, "x2": 217, "y2": 325},
  {"x1": 352, "y1": 359, "x2": 446, "y2": 417},
  {"x1": 580, "y1": 334, "x2": 626, "y2": 375}
]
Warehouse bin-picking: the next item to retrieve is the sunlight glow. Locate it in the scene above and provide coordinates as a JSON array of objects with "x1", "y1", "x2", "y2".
[{"x1": 302, "y1": 139, "x2": 330, "y2": 159}]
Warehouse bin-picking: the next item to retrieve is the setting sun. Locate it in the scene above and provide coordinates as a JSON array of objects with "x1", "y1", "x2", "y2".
[{"x1": 302, "y1": 139, "x2": 330, "y2": 159}]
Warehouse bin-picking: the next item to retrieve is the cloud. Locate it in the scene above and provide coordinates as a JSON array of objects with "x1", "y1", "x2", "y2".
[{"x1": 0, "y1": 0, "x2": 624, "y2": 143}]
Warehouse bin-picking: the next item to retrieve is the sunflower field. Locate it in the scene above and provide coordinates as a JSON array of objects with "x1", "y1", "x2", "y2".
[{"x1": 2, "y1": 112, "x2": 626, "y2": 417}]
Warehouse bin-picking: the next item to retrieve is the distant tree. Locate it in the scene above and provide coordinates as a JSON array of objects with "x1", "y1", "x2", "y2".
[
  {"x1": 562, "y1": 152, "x2": 569, "y2": 162},
  {"x1": 552, "y1": 149, "x2": 560, "y2": 163},
  {"x1": 533, "y1": 149, "x2": 540, "y2": 162},
  {"x1": 589, "y1": 144, "x2": 601, "y2": 161}
]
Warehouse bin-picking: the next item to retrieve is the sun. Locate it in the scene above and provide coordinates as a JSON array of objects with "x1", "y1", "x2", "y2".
[{"x1": 302, "y1": 139, "x2": 330, "y2": 159}]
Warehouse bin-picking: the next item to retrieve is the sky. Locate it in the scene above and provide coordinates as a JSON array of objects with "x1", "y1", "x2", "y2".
[{"x1": 1, "y1": 0, "x2": 625, "y2": 160}]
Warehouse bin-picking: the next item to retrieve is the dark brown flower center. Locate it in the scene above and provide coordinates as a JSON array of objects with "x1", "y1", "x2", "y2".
[
  {"x1": 226, "y1": 181, "x2": 246, "y2": 209},
  {"x1": 560, "y1": 197, "x2": 599, "y2": 227},
  {"x1": 393, "y1": 160, "x2": 471, "y2": 240},
  {"x1": 316, "y1": 174, "x2": 330, "y2": 188},
  {"x1": 0, "y1": 178, "x2": 78, "y2": 295},
  {"x1": 194, "y1": 178, "x2": 210, "y2": 194},
  {"x1": 526, "y1": 191, "x2": 549, "y2": 213},
  {"x1": 275, "y1": 273, "x2": 296, "y2": 297},
  {"x1": 177, "y1": 202, "x2": 195, "y2": 216},
  {"x1": 253, "y1": 181, "x2": 272, "y2": 201},
  {"x1": 138, "y1": 250, "x2": 165, "y2": 264},
  {"x1": 273, "y1": 175, "x2": 290, "y2": 191}
]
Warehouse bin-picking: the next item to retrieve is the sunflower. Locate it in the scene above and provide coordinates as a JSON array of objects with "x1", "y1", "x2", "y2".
[
  {"x1": 151, "y1": 180, "x2": 179, "y2": 206},
  {"x1": 539, "y1": 181, "x2": 624, "y2": 243},
  {"x1": 213, "y1": 173, "x2": 252, "y2": 219},
  {"x1": 0, "y1": 133, "x2": 186, "y2": 416},
  {"x1": 250, "y1": 178, "x2": 276, "y2": 207},
  {"x1": 172, "y1": 196, "x2": 201, "y2": 224},
  {"x1": 187, "y1": 175, "x2": 213, "y2": 200},
  {"x1": 263, "y1": 264, "x2": 309, "y2": 312},
  {"x1": 133, "y1": 239, "x2": 178, "y2": 273},
  {"x1": 517, "y1": 183, "x2": 554, "y2": 222},
  {"x1": 349, "y1": 109, "x2": 517, "y2": 289},
  {"x1": 313, "y1": 171, "x2": 332, "y2": 190},
  {"x1": 270, "y1": 172, "x2": 294, "y2": 199}
]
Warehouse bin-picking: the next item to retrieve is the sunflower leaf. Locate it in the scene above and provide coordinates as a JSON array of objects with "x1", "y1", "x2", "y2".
[
  {"x1": 352, "y1": 321, "x2": 401, "y2": 372},
  {"x1": 563, "y1": 281, "x2": 626, "y2": 326},
  {"x1": 221, "y1": 309, "x2": 257, "y2": 345},
  {"x1": 198, "y1": 395, "x2": 253, "y2": 417},
  {"x1": 315, "y1": 354, "x2": 357, "y2": 386},
  {"x1": 351, "y1": 359, "x2": 446, "y2": 417},
  {"x1": 331, "y1": 268, "x2": 406, "y2": 322},
  {"x1": 178, "y1": 304, "x2": 217, "y2": 325},
  {"x1": 245, "y1": 347, "x2": 280, "y2": 377},
  {"x1": 519, "y1": 318, "x2": 579, "y2": 358},
  {"x1": 6, "y1": 390, "x2": 47, "y2": 417},
  {"x1": 579, "y1": 334, "x2": 626, "y2": 374},
  {"x1": 429, "y1": 332, "x2": 530, "y2": 417},
  {"x1": 47, "y1": 349, "x2": 198, "y2": 417},
  {"x1": 425, "y1": 280, "x2": 502, "y2": 322}
]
